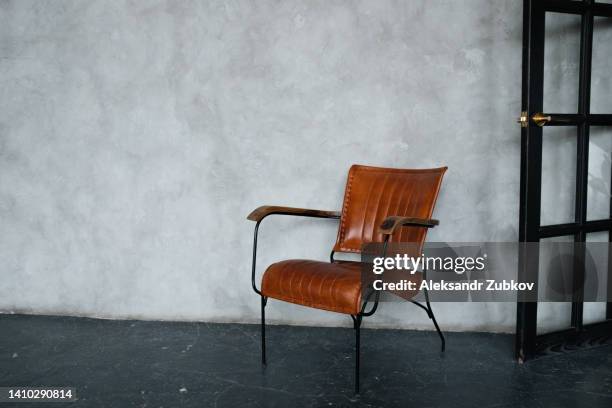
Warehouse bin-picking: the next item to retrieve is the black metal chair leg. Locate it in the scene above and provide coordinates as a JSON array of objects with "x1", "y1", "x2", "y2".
[
  {"x1": 423, "y1": 288, "x2": 445, "y2": 352},
  {"x1": 353, "y1": 315, "x2": 362, "y2": 394},
  {"x1": 261, "y1": 296, "x2": 267, "y2": 365}
]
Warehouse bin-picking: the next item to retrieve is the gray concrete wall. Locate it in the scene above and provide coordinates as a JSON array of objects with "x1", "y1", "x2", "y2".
[{"x1": 0, "y1": 0, "x2": 609, "y2": 332}]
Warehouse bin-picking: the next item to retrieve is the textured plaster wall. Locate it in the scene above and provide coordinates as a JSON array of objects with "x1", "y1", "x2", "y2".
[{"x1": 1, "y1": 1, "x2": 608, "y2": 332}]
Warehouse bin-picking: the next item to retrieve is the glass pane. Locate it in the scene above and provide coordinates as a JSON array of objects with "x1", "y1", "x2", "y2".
[
  {"x1": 537, "y1": 236, "x2": 574, "y2": 335},
  {"x1": 544, "y1": 12, "x2": 581, "y2": 113},
  {"x1": 591, "y1": 17, "x2": 612, "y2": 113},
  {"x1": 541, "y1": 127, "x2": 577, "y2": 225},
  {"x1": 537, "y1": 303, "x2": 573, "y2": 335},
  {"x1": 587, "y1": 127, "x2": 612, "y2": 220},
  {"x1": 584, "y1": 232, "x2": 608, "y2": 324},
  {"x1": 583, "y1": 302, "x2": 608, "y2": 323}
]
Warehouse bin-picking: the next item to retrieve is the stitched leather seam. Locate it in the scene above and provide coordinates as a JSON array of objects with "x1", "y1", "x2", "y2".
[
  {"x1": 338, "y1": 169, "x2": 355, "y2": 247},
  {"x1": 344, "y1": 166, "x2": 446, "y2": 174}
]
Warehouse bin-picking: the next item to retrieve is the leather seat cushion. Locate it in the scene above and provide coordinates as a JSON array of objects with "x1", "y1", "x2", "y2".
[{"x1": 261, "y1": 260, "x2": 363, "y2": 315}]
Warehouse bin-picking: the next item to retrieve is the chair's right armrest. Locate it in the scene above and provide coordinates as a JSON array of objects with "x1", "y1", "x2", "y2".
[
  {"x1": 247, "y1": 205, "x2": 341, "y2": 222},
  {"x1": 378, "y1": 216, "x2": 439, "y2": 235}
]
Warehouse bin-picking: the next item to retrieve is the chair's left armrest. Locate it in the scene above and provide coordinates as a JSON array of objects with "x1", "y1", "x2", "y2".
[
  {"x1": 247, "y1": 205, "x2": 341, "y2": 222},
  {"x1": 378, "y1": 216, "x2": 439, "y2": 235},
  {"x1": 247, "y1": 205, "x2": 341, "y2": 296}
]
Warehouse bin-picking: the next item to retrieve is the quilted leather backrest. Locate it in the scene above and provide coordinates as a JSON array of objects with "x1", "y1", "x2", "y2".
[{"x1": 333, "y1": 165, "x2": 447, "y2": 253}]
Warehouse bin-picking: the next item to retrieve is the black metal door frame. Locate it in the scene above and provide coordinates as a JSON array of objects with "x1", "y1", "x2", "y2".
[{"x1": 516, "y1": 0, "x2": 612, "y2": 362}]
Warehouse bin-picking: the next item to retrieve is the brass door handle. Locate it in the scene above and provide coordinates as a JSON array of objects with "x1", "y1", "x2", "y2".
[
  {"x1": 517, "y1": 111, "x2": 552, "y2": 127},
  {"x1": 532, "y1": 113, "x2": 552, "y2": 127}
]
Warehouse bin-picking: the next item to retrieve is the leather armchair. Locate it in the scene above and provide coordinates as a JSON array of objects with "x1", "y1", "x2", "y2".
[{"x1": 247, "y1": 164, "x2": 447, "y2": 394}]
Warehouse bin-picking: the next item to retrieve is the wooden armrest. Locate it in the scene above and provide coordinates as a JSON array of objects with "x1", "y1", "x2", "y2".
[
  {"x1": 378, "y1": 216, "x2": 439, "y2": 235},
  {"x1": 247, "y1": 205, "x2": 341, "y2": 222}
]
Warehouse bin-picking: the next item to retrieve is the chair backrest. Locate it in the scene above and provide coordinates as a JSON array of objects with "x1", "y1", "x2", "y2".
[{"x1": 333, "y1": 164, "x2": 447, "y2": 254}]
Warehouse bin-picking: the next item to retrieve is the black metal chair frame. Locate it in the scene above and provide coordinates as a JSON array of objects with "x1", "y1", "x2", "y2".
[{"x1": 250, "y1": 211, "x2": 445, "y2": 394}]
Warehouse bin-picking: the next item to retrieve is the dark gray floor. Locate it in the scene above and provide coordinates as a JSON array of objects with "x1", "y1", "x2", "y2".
[{"x1": 0, "y1": 314, "x2": 611, "y2": 407}]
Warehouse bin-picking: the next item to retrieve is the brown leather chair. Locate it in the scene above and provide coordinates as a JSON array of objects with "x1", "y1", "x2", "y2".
[{"x1": 247, "y1": 164, "x2": 447, "y2": 393}]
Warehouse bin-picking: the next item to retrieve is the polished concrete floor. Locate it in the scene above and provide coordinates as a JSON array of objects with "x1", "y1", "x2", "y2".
[{"x1": 0, "y1": 314, "x2": 611, "y2": 407}]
